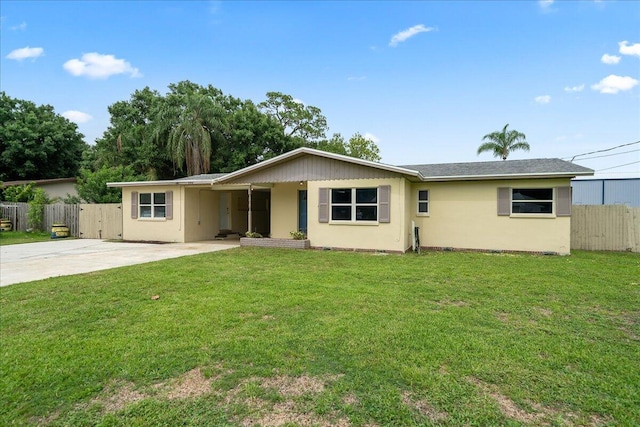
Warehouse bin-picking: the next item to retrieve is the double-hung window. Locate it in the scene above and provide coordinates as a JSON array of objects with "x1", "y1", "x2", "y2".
[
  {"x1": 511, "y1": 188, "x2": 553, "y2": 214},
  {"x1": 417, "y1": 190, "x2": 429, "y2": 214},
  {"x1": 331, "y1": 188, "x2": 378, "y2": 222},
  {"x1": 140, "y1": 192, "x2": 166, "y2": 218}
]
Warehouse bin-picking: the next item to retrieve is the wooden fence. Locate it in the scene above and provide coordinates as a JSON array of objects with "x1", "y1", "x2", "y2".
[
  {"x1": 0, "y1": 202, "x2": 121, "y2": 239},
  {"x1": 78, "y1": 203, "x2": 122, "y2": 239},
  {"x1": 571, "y1": 205, "x2": 640, "y2": 253}
]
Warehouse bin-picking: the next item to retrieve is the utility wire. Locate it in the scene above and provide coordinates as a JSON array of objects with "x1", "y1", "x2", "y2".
[
  {"x1": 575, "y1": 148, "x2": 640, "y2": 161},
  {"x1": 597, "y1": 161, "x2": 640, "y2": 172},
  {"x1": 563, "y1": 140, "x2": 640, "y2": 162}
]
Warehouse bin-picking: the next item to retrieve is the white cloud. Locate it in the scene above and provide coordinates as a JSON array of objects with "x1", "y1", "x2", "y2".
[
  {"x1": 619, "y1": 41, "x2": 640, "y2": 57},
  {"x1": 534, "y1": 95, "x2": 551, "y2": 104},
  {"x1": 6, "y1": 46, "x2": 43, "y2": 61},
  {"x1": 591, "y1": 74, "x2": 639, "y2": 94},
  {"x1": 10, "y1": 21, "x2": 27, "y2": 31},
  {"x1": 601, "y1": 54, "x2": 621, "y2": 65},
  {"x1": 347, "y1": 76, "x2": 367, "y2": 81},
  {"x1": 63, "y1": 52, "x2": 141, "y2": 79},
  {"x1": 62, "y1": 110, "x2": 93, "y2": 124},
  {"x1": 539, "y1": 0, "x2": 554, "y2": 10},
  {"x1": 389, "y1": 24, "x2": 435, "y2": 47},
  {"x1": 564, "y1": 84, "x2": 584, "y2": 93},
  {"x1": 363, "y1": 132, "x2": 380, "y2": 143}
]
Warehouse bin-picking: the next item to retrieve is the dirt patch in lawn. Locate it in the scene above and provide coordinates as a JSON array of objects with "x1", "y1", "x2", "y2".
[
  {"x1": 224, "y1": 374, "x2": 350, "y2": 427},
  {"x1": 88, "y1": 380, "x2": 147, "y2": 413},
  {"x1": 165, "y1": 367, "x2": 213, "y2": 399},
  {"x1": 468, "y1": 377, "x2": 544, "y2": 424},
  {"x1": 468, "y1": 377, "x2": 611, "y2": 426},
  {"x1": 402, "y1": 391, "x2": 448, "y2": 422}
]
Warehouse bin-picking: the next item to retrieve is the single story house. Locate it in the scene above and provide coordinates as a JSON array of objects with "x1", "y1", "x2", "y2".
[
  {"x1": 1, "y1": 178, "x2": 78, "y2": 202},
  {"x1": 108, "y1": 147, "x2": 594, "y2": 254}
]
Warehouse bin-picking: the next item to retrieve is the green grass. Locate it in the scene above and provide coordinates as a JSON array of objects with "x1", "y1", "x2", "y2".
[
  {"x1": 0, "y1": 230, "x2": 56, "y2": 245},
  {"x1": 1, "y1": 248, "x2": 638, "y2": 426}
]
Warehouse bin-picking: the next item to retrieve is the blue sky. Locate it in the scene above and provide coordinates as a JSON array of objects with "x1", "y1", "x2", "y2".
[{"x1": 1, "y1": 0, "x2": 639, "y2": 177}]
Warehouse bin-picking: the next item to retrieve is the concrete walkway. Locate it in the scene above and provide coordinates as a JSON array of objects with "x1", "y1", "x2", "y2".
[{"x1": 0, "y1": 239, "x2": 239, "y2": 287}]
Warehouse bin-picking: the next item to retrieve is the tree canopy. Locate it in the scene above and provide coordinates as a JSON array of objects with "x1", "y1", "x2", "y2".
[
  {"x1": 477, "y1": 124, "x2": 530, "y2": 160},
  {"x1": 258, "y1": 92, "x2": 328, "y2": 144},
  {"x1": 316, "y1": 133, "x2": 381, "y2": 162},
  {"x1": 0, "y1": 92, "x2": 87, "y2": 181},
  {"x1": 9, "y1": 81, "x2": 381, "y2": 188},
  {"x1": 94, "y1": 82, "x2": 307, "y2": 179}
]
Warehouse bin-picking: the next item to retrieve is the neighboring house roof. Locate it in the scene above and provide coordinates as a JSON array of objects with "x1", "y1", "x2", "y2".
[
  {"x1": 1, "y1": 177, "x2": 77, "y2": 188},
  {"x1": 108, "y1": 148, "x2": 593, "y2": 188},
  {"x1": 401, "y1": 158, "x2": 594, "y2": 181}
]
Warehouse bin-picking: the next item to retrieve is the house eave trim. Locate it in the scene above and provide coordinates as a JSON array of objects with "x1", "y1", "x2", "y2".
[
  {"x1": 107, "y1": 180, "x2": 214, "y2": 188},
  {"x1": 421, "y1": 171, "x2": 594, "y2": 182}
]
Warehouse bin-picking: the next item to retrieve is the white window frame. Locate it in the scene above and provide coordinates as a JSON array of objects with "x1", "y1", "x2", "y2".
[
  {"x1": 417, "y1": 189, "x2": 429, "y2": 216},
  {"x1": 139, "y1": 192, "x2": 167, "y2": 219},
  {"x1": 511, "y1": 188, "x2": 554, "y2": 216},
  {"x1": 330, "y1": 187, "x2": 379, "y2": 223}
]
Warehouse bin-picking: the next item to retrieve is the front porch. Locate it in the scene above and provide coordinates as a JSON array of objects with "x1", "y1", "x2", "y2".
[{"x1": 184, "y1": 182, "x2": 307, "y2": 243}]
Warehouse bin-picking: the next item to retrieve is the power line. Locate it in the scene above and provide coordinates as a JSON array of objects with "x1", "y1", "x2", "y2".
[
  {"x1": 563, "y1": 140, "x2": 640, "y2": 162},
  {"x1": 597, "y1": 161, "x2": 640, "y2": 172},
  {"x1": 576, "y1": 148, "x2": 640, "y2": 161}
]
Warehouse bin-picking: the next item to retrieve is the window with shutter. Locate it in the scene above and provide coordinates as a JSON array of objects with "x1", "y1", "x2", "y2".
[{"x1": 137, "y1": 192, "x2": 168, "y2": 219}]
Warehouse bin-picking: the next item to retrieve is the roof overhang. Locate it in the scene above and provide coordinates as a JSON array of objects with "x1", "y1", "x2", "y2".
[
  {"x1": 107, "y1": 179, "x2": 213, "y2": 188},
  {"x1": 422, "y1": 171, "x2": 594, "y2": 182}
]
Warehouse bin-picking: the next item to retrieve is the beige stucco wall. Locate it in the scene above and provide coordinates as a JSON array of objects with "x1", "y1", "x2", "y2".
[
  {"x1": 41, "y1": 182, "x2": 77, "y2": 202},
  {"x1": 307, "y1": 178, "x2": 407, "y2": 252},
  {"x1": 270, "y1": 182, "x2": 302, "y2": 238},
  {"x1": 121, "y1": 186, "x2": 185, "y2": 242},
  {"x1": 184, "y1": 188, "x2": 218, "y2": 242},
  {"x1": 410, "y1": 178, "x2": 573, "y2": 254}
]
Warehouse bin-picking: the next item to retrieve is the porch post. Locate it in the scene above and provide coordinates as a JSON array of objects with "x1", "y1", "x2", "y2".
[{"x1": 248, "y1": 185, "x2": 253, "y2": 233}]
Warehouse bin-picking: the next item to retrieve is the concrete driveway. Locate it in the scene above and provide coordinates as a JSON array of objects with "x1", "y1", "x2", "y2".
[{"x1": 0, "y1": 239, "x2": 239, "y2": 287}]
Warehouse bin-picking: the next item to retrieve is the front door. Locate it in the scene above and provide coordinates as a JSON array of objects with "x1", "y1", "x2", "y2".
[
  {"x1": 219, "y1": 192, "x2": 230, "y2": 231},
  {"x1": 298, "y1": 190, "x2": 307, "y2": 233}
]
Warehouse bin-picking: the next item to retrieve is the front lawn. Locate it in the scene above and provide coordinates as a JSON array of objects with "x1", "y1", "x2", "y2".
[
  {"x1": 0, "y1": 230, "x2": 55, "y2": 245},
  {"x1": 1, "y1": 248, "x2": 638, "y2": 426}
]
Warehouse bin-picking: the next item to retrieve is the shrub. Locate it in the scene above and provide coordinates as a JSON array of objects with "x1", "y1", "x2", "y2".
[
  {"x1": 289, "y1": 230, "x2": 307, "y2": 240},
  {"x1": 27, "y1": 188, "x2": 49, "y2": 231},
  {"x1": 245, "y1": 231, "x2": 263, "y2": 238}
]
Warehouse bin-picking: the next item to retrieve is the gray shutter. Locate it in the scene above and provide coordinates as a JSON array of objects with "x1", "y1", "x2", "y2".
[
  {"x1": 165, "y1": 191, "x2": 173, "y2": 220},
  {"x1": 378, "y1": 185, "x2": 390, "y2": 223},
  {"x1": 497, "y1": 187, "x2": 511, "y2": 216},
  {"x1": 556, "y1": 186, "x2": 571, "y2": 217},
  {"x1": 318, "y1": 188, "x2": 329, "y2": 223},
  {"x1": 131, "y1": 191, "x2": 138, "y2": 219}
]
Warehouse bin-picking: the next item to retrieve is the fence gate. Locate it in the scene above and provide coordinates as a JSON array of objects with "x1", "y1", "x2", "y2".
[{"x1": 78, "y1": 203, "x2": 123, "y2": 240}]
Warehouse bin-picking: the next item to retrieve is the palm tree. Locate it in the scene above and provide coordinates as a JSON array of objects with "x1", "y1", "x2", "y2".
[
  {"x1": 477, "y1": 124, "x2": 530, "y2": 160},
  {"x1": 156, "y1": 93, "x2": 223, "y2": 176}
]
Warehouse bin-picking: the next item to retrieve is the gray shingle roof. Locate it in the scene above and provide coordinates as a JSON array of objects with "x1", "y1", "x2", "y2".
[
  {"x1": 400, "y1": 158, "x2": 593, "y2": 179},
  {"x1": 176, "y1": 173, "x2": 227, "y2": 181}
]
